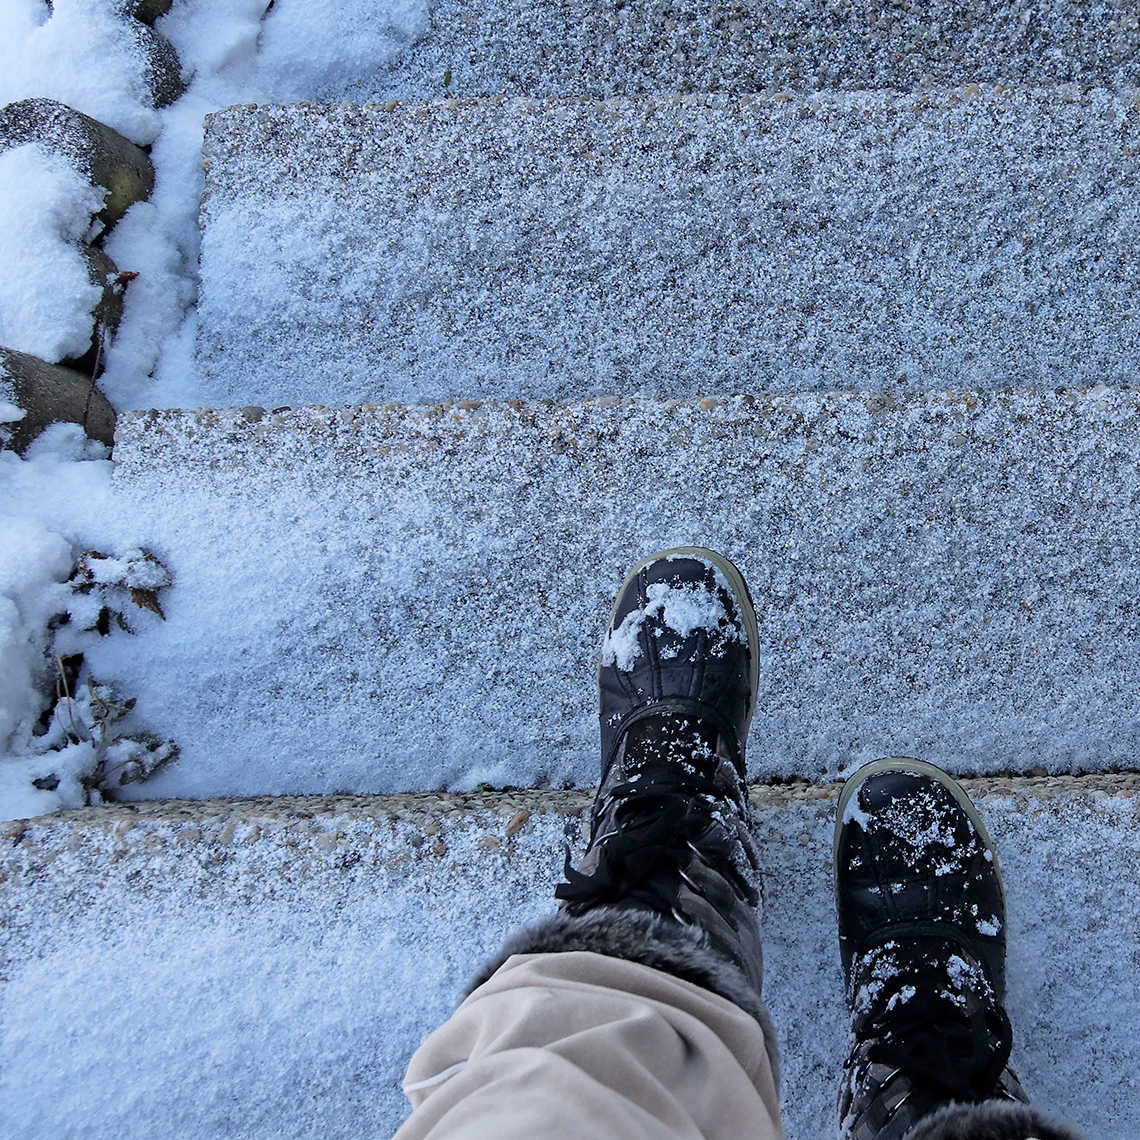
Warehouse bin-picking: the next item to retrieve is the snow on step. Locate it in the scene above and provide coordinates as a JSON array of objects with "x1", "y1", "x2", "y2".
[
  {"x1": 2, "y1": 776, "x2": 1138, "y2": 1139},
  {"x1": 383, "y1": 0, "x2": 1139, "y2": 99},
  {"x1": 105, "y1": 387, "x2": 1140, "y2": 799},
  {"x1": 197, "y1": 90, "x2": 1140, "y2": 409}
]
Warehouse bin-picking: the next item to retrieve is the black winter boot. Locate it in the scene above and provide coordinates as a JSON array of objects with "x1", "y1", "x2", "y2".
[
  {"x1": 470, "y1": 549, "x2": 771, "y2": 1035},
  {"x1": 834, "y1": 758, "x2": 1082, "y2": 1140}
]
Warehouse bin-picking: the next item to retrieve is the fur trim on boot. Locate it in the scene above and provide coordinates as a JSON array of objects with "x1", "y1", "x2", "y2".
[
  {"x1": 466, "y1": 906, "x2": 780, "y2": 1088},
  {"x1": 903, "y1": 1100, "x2": 1084, "y2": 1140}
]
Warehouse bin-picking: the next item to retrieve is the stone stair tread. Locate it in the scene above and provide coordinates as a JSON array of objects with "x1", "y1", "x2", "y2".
[
  {"x1": 382, "y1": 0, "x2": 1140, "y2": 99},
  {"x1": 102, "y1": 387, "x2": 1140, "y2": 799},
  {"x1": 3, "y1": 773, "x2": 1138, "y2": 1138},
  {"x1": 198, "y1": 90, "x2": 1140, "y2": 408}
]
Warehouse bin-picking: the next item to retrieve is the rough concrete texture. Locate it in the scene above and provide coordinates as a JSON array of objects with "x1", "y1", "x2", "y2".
[
  {"x1": 0, "y1": 98, "x2": 154, "y2": 228},
  {"x1": 198, "y1": 91, "x2": 1140, "y2": 408},
  {"x1": 2, "y1": 774, "x2": 1138, "y2": 1139},
  {"x1": 373, "y1": 0, "x2": 1140, "y2": 99},
  {"x1": 0, "y1": 347, "x2": 115, "y2": 453},
  {"x1": 107, "y1": 388, "x2": 1140, "y2": 797}
]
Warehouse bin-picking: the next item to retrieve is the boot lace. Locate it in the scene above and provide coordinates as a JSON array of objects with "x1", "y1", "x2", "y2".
[
  {"x1": 850, "y1": 940, "x2": 1015, "y2": 1108},
  {"x1": 555, "y1": 771, "x2": 759, "y2": 916}
]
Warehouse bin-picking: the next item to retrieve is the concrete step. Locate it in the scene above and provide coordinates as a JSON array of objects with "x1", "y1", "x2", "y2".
[
  {"x1": 104, "y1": 387, "x2": 1140, "y2": 799},
  {"x1": 197, "y1": 90, "x2": 1140, "y2": 409},
  {"x1": 2, "y1": 774, "x2": 1138, "y2": 1139},
  {"x1": 380, "y1": 0, "x2": 1140, "y2": 99}
]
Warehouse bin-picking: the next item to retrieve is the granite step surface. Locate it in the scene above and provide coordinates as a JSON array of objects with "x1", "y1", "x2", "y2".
[
  {"x1": 377, "y1": 0, "x2": 1140, "y2": 100},
  {"x1": 197, "y1": 91, "x2": 1140, "y2": 409},
  {"x1": 102, "y1": 386, "x2": 1140, "y2": 800},
  {"x1": 2, "y1": 774, "x2": 1138, "y2": 1140}
]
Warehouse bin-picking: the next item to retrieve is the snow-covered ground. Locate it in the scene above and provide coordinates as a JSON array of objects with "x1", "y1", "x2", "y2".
[
  {"x1": 0, "y1": 0, "x2": 431, "y2": 409},
  {"x1": 2, "y1": 777, "x2": 1137, "y2": 1140},
  {"x1": 3, "y1": 5, "x2": 1140, "y2": 1139},
  {"x1": 0, "y1": 0, "x2": 429, "y2": 820}
]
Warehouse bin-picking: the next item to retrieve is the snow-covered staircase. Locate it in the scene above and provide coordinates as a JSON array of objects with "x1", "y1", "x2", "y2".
[
  {"x1": 329, "y1": 0, "x2": 1140, "y2": 99},
  {"x1": 6, "y1": 1, "x2": 1140, "y2": 1136},
  {"x1": 197, "y1": 91, "x2": 1140, "y2": 407},
  {"x1": 5, "y1": 775, "x2": 1140, "y2": 1138},
  {"x1": 106, "y1": 388, "x2": 1140, "y2": 799}
]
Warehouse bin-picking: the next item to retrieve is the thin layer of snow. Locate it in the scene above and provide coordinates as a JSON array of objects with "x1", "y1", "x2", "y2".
[
  {"x1": 0, "y1": 144, "x2": 104, "y2": 362},
  {"x1": 88, "y1": 389, "x2": 1140, "y2": 800},
  {"x1": 1, "y1": 783, "x2": 1136, "y2": 1139},
  {"x1": 195, "y1": 92, "x2": 1140, "y2": 407},
  {"x1": 7, "y1": 0, "x2": 1136, "y2": 414},
  {"x1": 387, "y1": 0, "x2": 1140, "y2": 98}
]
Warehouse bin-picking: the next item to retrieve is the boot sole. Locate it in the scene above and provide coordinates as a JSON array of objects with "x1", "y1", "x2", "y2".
[
  {"x1": 833, "y1": 756, "x2": 1006, "y2": 908},
  {"x1": 599, "y1": 546, "x2": 761, "y2": 740}
]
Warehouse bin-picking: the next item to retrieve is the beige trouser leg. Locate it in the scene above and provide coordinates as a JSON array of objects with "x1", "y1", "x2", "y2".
[{"x1": 395, "y1": 950, "x2": 783, "y2": 1140}]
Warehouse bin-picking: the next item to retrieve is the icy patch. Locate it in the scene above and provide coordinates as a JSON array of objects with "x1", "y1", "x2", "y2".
[{"x1": 0, "y1": 144, "x2": 104, "y2": 363}]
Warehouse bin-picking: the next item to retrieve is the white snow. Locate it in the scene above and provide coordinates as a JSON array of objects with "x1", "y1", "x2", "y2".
[
  {"x1": 2, "y1": 780, "x2": 1134, "y2": 1139},
  {"x1": 0, "y1": 0, "x2": 162, "y2": 146},
  {"x1": 841, "y1": 788, "x2": 872, "y2": 828},
  {"x1": 0, "y1": 0, "x2": 431, "y2": 408},
  {"x1": 601, "y1": 578, "x2": 740, "y2": 672},
  {"x1": 0, "y1": 144, "x2": 104, "y2": 362},
  {"x1": 0, "y1": 5, "x2": 1137, "y2": 1140},
  {"x1": 0, "y1": 424, "x2": 177, "y2": 820},
  {"x1": 885, "y1": 984, "x2": 916, "y2": 1011},
  {"x1": 194, "y1": 92, "x2": 1140, "y2": 407},
  {"x1": 0, "y1": 0, "x2": 433, "y2": 816},
  {"x1": 68, "y1": 389, "x2": 1140, "y2": 801}
]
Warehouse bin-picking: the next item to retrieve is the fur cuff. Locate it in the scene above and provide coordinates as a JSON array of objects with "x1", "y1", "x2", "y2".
[
  {"x1": 904, "y1": 1100, "x2": 1084, "y2": 1140},
  {"x1": 466, "y1": 905, "x2": 779, "y2": 1089}
]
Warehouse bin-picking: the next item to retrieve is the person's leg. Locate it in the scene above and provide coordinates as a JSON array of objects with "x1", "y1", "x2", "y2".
[
  {"x1": 834, "y1": 758, "x2": 1083, "y2": 1140},
  {"x1": 396, "y1": 549, "x2": 782, "y2": 1140}
]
